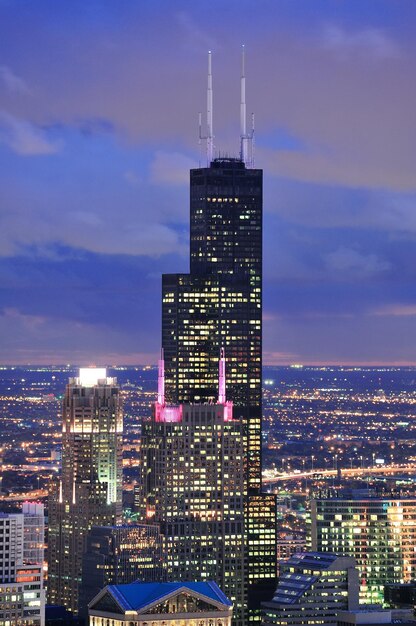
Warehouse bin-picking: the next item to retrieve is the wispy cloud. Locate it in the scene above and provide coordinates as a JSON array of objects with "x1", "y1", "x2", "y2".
[
  {"x1": 373, "y1": 304, "x2": 416, "y2": 317},
  {"x1": 176, "y1": 12, "x2": 218, "y2": 53},
  {"x1": 324, "y1": 246, "x2": 391, "y2": 277},
  {"x1": 150, "y1": 150, "x2": 196, "y2": 185},
  {"x1": 322, "y1": 24, "x2": 401, "y2": 60},
  {"x1": 0, "y1": 111, "x2": 62, "y2": 155},
  {"x1": 0, "y1": 65, "x2": 30, "y2": 94}
]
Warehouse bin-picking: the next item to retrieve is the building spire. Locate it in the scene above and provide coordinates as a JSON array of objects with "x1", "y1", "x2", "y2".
[
  {"x1": 218, "y1": 347, "x2": 226, "y2": 404},
  {"x1": 240, "y1": 45, "x2": 248, "y2": 164},
  {"x1": 199, "y1": 51, "x2": 214, "y2": 165},
  {"x1": 239, "y1": 45, "x2": 254, "y2": 167},
  {"x1": 207, "y1": 51, "x2": 214, "y2": 164},
  {"x1": 157, "y1": 348, "x2": 165, "y2": 405}
]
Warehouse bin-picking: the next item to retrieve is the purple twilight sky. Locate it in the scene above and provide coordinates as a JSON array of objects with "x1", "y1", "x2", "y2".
[{"x1": 0, "y1": 0, "x2": 416, "y2": 366}]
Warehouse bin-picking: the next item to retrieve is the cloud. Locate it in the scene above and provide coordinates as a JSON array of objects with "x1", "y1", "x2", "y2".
[
  {"x1": 0, "y1": 111, "x2": 62, "y2": 155},
  {"x1": 373, "y1": 304, "x2": 416, "y2": 318},
  {"x1": 0, "y1": 65, "x2": 30, "y2": 94},
  {"x1": 0, "y1": 306, "x2": 159, "y2": 365},
  {"x1": 150, "y1": 150, "x2": 196, "y2": 185},
  {"x1": 322, "y1": 25, "x2": 401, "y2": 60},
  {"x1": 263, "y1": 350, "x2": 299, "y2": 365},
  {"x1": 324, "y1": 247, "x2": 391, "y2": 277},
  {"x1": 176, "y1": 12, "x2": 218, "y2": 53},
  {"x1": 123, "y1": 170, "x2": 142, "y2": 186}
]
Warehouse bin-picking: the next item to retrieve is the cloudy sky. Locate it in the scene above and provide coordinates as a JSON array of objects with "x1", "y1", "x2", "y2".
[{"x1": 0, "y1": 0, "x2": 415, "y2": 365}]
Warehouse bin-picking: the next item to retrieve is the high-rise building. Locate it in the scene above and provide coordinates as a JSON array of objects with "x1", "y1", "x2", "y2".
[
  {"x1": 139, "y1": 354, "x2": 246, "y2": 624},
  {"x1": 309, "y1": 492, "x2": 416, "y2": 604},
  {"x1": 262, "y1": 552, "x2": 359, "y2": 626},
  {"x1": 162, "y1": 52, "x2": 262, "y2": 493},
  {"x1": 160, "y1": 51, "x2": 277, "y2": 621},
  {"x1": 79, "y1": 523, "x2": 164, "y2": 616},
  {"x1": 0, "y1": 504, "x2": 45, "y2": 626},
  {"x1": 163, "y1": 159, "x2": 262, "y2": 491},
  {"x1": 48, "y1": 368, "x2": 123, "y2": 614}
]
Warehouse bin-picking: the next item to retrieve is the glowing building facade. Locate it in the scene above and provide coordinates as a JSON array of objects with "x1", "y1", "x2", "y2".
[
  {"x1": 310, "y1": 493, "x2": 416, "y2": 604},
  {"x1": 48, "y1": 369, "x2": 123, "y2": 614}
]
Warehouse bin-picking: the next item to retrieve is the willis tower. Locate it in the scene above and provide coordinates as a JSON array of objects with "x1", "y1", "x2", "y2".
[{"x1": 162, "y1": 50, "x2": 277, "y2": 619}]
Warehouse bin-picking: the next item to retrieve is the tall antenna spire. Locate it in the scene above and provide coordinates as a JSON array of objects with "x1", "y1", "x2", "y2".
[
  {"x1": 157, "y1": 348, "x2": 165, "y2": 405},
  {"x1": 240, "y1": 45, "x2": 248, "y2": 164},
  {"x1": 207, "y1": 50, "x2": 214, "y2": 164},
  {"x1": 218, "y1": 347, "x2": 226, "y2": 404}
]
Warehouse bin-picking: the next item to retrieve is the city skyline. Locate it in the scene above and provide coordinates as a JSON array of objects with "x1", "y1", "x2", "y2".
[{"x1": 0, "y1": 1, "x2": 415, "y2": 366}]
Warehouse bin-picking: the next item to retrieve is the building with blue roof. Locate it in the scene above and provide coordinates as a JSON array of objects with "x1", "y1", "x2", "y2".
[{"x1": 88, "y1": 580, "x2": 233, "y2": 626}]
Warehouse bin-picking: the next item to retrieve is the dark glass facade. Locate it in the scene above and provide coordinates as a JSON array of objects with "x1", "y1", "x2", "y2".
[{"x1": 163, "y1": 157, "x2": 262, "y2": 491}]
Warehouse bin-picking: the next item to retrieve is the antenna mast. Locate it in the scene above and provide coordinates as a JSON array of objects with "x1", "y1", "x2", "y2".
[
  {"x1": 198, "y1": 51, "x2": 214, "y2": 165},
  {"x1": 207, "y1": 51, "x2": 214, "y2": 164},
  {"x1": 239, "y1": 45, "x2": 254, "y2": 167},
  {"x1": 240, "y1": 45, "x2": 248, "y2": 164}
]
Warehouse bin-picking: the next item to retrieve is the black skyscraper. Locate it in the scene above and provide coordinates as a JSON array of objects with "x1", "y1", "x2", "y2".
[
  {"x1": 160, "y1": 51, "x2": 277, "y2": 622},
  {"x1": 163, "y1": 157, "x2": 262, "y2": 490}
]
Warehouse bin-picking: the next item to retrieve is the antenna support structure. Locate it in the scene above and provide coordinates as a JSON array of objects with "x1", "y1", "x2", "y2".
[{"x1": 198, "y1": 47, "x2": 255, "y2": 168}]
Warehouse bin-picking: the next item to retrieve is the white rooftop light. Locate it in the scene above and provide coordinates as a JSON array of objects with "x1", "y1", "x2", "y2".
[{"x1": 79, "y1": 367, "x2": 107, "y2": 386}]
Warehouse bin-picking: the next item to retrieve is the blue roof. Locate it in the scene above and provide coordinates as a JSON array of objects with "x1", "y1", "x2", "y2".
[{"x1": 108, "y1": 581, "x2": 232, "y2": 612}]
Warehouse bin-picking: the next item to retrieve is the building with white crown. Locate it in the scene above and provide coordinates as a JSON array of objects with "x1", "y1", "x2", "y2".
[{"x1": 48, "y1": 368, "x2": 123, "y2": 614}]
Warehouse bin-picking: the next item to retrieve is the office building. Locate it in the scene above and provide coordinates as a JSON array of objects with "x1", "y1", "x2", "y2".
[
  {"x1": 48, "y1": 368, "x2": 123, "y2": 614},
  {"x1": 88, "y1": 581, "x2": 233, "y2": 626},
  {"x1": 0, "y1": 504, "x2": 45, "y2": 626},
  {"x1": 159, "y1": 51, "x2": 277, "y2": 621},
  {"x1": 310, "y1": 492, "x2": 416, "y2": 604},
  {"x1": 139, "y1": 353, "x2": 246, "y2": 623},
  {"x1": 79, "y1": 524, "x2": 164, "y2": 616},
  {"x1": 262, "y1": 552, "x2": 359, "y2": 626}
]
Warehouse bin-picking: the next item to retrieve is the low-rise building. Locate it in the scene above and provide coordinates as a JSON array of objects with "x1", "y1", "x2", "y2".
[{"x1": 88, "y1": 581, "x2": 233, "y2": 626}]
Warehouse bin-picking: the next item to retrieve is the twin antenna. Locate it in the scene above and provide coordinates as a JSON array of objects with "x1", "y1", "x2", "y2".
[{"x1": 199, "y1": 46, "x2": 255, "y2": 167}]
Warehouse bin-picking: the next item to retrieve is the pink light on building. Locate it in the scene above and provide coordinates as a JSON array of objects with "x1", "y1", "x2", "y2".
[
  {"x1": 223, "y1": 402, "x2": 233, "y2": 421},
  {"x1": 218, "y1": 347, "x2": 226, "y2": 404},
  {"x1": 155, "y1": 403, "x2": 183, "y2": 423},
  {"x1": 157, "y1": 349, "x2": 165, "y2": 406}
]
